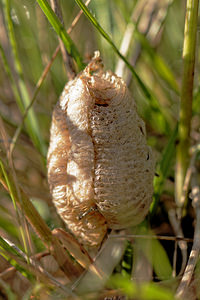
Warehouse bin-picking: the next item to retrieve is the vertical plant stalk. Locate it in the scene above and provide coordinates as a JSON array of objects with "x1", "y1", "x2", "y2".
[{"x1": 175, "y1": 0, "x2": 199, "y2": 208}]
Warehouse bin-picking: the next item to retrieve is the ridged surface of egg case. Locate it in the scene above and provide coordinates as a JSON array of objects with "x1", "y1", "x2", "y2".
[{"x1": 47, "y1": 53, "x2": 155, "y2": 247}]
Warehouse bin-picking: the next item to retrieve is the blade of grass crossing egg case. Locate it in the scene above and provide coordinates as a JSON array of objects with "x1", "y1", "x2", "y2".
[
  {"x1": 74, "y1": 0, "x2": 171, "y2": 134},
  {"x1": 36, "y1": 0, "x2": 85, "y2": 71},
  {"x1": 2, "y1": 0, "x2": 47, "y2": 157},
  {"x1": 93, "y1": 0, "x2": 112, "y2": 62},
  {"x1": 74, "y1": 0, "x2": 147, "y2": 87}
]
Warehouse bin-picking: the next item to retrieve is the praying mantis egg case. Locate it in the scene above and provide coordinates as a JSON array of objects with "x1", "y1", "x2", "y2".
[{"x1": 47, "y1": 52, "x2": 155, "y2": 248}]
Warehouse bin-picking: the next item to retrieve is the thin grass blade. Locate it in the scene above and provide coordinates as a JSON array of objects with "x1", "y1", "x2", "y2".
[
  {"x1": 36, "y1": 0, "x2": 85, "y2": 71},
  {"x1": 136, "y1": 225, "x2": 172, "y2": 280},
  {"x1": 2, "y1": 0, "x2": 47, "y2": 157},
  {"x1": 135, "y1": 30, "x2": 180, "y2": 95},
  {"x1": 0, "y1": 236, "x2": 25, "y2": 259}
]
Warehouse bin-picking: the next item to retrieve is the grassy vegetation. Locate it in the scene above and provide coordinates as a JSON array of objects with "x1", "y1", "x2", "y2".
[{"x1": 0, "y1": 0, "x2": 199, "y2": 299}]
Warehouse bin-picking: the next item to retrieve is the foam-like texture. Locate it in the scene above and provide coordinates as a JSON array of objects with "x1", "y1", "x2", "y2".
[{"x1": 47, "y1": 52, "x2": 155, "y2": 247}]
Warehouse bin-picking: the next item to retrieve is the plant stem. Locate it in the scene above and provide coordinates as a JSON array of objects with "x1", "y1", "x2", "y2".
[
  {"x1": 175, "y1": 0, "x2": 199, "y2": 208},
  {"x1": 50, "y1": 0, "x2": 76, "y2": 80},
  {"x1": 36, "y1": 0, "x2": 85, "y2": 71}
]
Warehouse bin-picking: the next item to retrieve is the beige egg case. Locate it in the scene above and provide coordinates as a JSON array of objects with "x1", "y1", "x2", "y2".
[{"x1": 47, "y1": 52, "x2": 155, "y2": 248}]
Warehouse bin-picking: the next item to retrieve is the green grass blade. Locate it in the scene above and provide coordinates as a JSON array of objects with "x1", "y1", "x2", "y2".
[
  {"x1": 0, "y1": 43, "x2": 24, "y2": 112},
  {"x1": 137, "y1": 224, "x2": 172, "y2": 280},
  {"x1": 36, "y1": 0, "x2": 85, "y2": 71},
  {"x1": 2, "y1": 0, "x2": 47, "y2": 157},
  {"x1": 108, "y1": 275, "x2": 176, "y2": 300},
  {"x1": 0, "y1": 238, "x2": 34, "y2": 283},
  {"x1": 151, "y1": 238, "x2": 172, "y2": 279},
  {"x1": 141, "y1": 283, "x2": 176, "y2": 300},
  {"x1": 0, "y1": 236, "x2": 25, "y2": 259},
  {"x1": 135, "y1": 30, "x2": 180, "y2": 95}
]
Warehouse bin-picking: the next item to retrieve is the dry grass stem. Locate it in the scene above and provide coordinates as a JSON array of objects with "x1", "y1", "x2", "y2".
[
  {"x1": 168, "y1": 208, "x2": 187, "y2": 276},
  {"x1": 109, "y1": 234, "x2": 193, "y2": 243},
  {"x1": 176, "y1": 166, "x2": 200, "y2": 298},
  {"x1": 72, "y1": 231, "x2": 126, "y2": 295},
  {"x1": 169, "y1": 149, "x2": 200, "y2": 277},
  {"x1": 0, "y1": 238, "x2": 77, "y2": 298}
]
